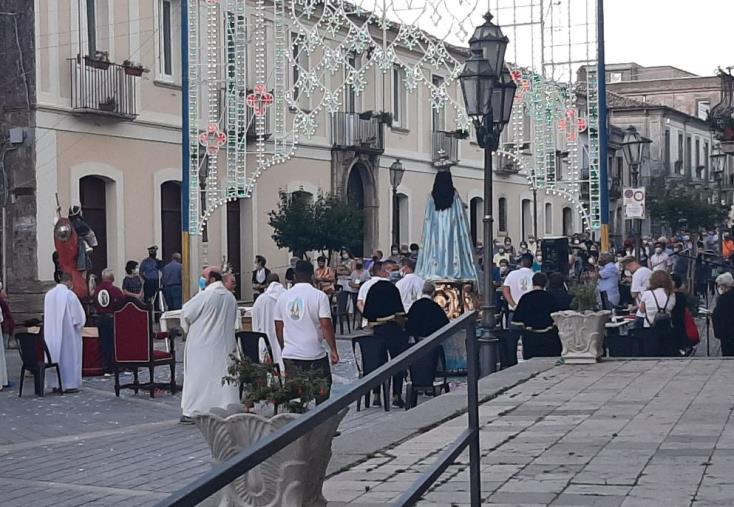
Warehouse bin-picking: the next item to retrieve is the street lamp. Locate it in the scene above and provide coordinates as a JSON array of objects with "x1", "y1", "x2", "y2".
[
  {"x1": 459, "y1": 12, "x2": 515, "y2": 332},
  {"x1": 389, "y1": 158, "x2": 405, "y2": 247},
  {"x1": 620, "y1": 126, "x2": 651, "y2": 261}
]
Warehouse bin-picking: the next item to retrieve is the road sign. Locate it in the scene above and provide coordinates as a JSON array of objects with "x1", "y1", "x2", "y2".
[{"x1": 623, "y1": 187, "x2": 646, "y2": 219}]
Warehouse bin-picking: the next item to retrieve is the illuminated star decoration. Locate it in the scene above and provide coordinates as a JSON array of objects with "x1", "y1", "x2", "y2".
[
  {"x1": 246, "y1": 84, "x2": 274, "y2": 118},
  {"x1": 198, "y1": 123, "x2": 227, "y2": 155}
]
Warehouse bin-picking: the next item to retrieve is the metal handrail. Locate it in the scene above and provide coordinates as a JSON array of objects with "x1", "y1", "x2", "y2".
[{"x1": 157, "y1": 310, "x2": 481, "y2": 507}]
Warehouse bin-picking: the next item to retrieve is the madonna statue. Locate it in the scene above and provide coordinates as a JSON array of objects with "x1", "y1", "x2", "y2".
[{"x1": 416, "y1": 170, "x2": 478, "y2": 284}]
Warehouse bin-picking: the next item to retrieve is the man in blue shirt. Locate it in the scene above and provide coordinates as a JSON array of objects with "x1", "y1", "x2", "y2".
[
  {"x1": 161, "y1": 252, "x2": 183, "y2": 310},
  {"x1": 140, "y1": 245, "x2": 161, "y2": 305}
]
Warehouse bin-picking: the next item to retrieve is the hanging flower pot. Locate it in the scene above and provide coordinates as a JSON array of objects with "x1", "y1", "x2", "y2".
[
  {"x1": 85, "y1": 51, "x2": 110, "y2": 70},
  {"x1": 122, "y1": 59, "x2": 147, "y2": 77}
]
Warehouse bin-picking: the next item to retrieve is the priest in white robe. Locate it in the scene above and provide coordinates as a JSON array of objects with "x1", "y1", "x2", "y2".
[
  {"x1": 44, "y1": 273, "x2": 86, "y2": 392},
  {"x1": 251, "y1": 273, "x2": 286, "y2": 370},
  {"x1": 180, "y1": 268, "x2": 240, "y2": 422}
]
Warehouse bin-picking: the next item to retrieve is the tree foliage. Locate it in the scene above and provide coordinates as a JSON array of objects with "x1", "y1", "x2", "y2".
[
  {"x1": 648, "y1": 187, "x2": 727, "y2": 233},
  {"x1": 268, "y1": 191, "x2": 363, "y2": 260}
]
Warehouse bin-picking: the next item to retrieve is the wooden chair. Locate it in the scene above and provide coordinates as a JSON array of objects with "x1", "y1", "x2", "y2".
[
  {"x1": 16, "y1": 331, "x2": 62, "y2": 397},
  {"x1": 112, "y1": 297, "x2": 176, "y2": 398}
]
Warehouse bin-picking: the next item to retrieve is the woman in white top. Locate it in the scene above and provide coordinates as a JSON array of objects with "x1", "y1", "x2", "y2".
[{"x1": 640, "y1": 270, "x2": 676, "y2": 329}]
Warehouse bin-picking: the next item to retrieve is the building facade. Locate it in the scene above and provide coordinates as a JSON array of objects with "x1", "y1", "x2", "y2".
[{"x1": 0, "y1": 0, "x2": 581, "y2": 313}]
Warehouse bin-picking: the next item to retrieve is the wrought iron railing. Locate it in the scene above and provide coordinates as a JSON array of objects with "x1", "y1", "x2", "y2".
[
  {"x1": 610, "y1": 177, "x2": 622, "y2": 199},
  {"x1": 331, "y1": 112, "x2": 385, "y2": 154},
  {"x1": 69, "y1": 57, "x2": 137, "y2": 119},
  {"x1": 432, "y1": 131, "x2": 460, "y2": 167},
  {"x1": 156, "y1": 311, "x2": 481, "y2": 507}
]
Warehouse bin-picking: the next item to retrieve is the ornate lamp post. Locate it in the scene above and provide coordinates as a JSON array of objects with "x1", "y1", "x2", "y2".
[
  {"x1": 621, "y1": 126, "x2": 651, "y2": 261},
  {"x1": 459, "y1": 12, "x2": 516, "y2": 332},
  {"x1": 389, "y1": 158, "x2": 405, "y2": 247},
  {"x1": 712, "y1": 145, "x2": 728, "y2": 257}
]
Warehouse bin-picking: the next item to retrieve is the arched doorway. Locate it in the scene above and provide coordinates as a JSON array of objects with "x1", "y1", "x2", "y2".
[
  {"x1": 160, "y1": 181, "x2": 182, "y2": 262},
  {"x1": 347, "y1": 165, "x2": 366, "y2": 257},
  {"x1": 80, "y1": 176, "x2": 108, "y2": 279}
]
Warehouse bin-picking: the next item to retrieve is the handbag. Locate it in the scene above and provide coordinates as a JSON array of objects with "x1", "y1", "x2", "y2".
[{"x1": 683, "y1": 308, "x2": 700, "y2": 345}]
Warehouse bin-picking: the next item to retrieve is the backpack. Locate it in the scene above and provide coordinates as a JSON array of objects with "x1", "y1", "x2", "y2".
[{"x1": 645, "y1": 290, "x2": 672, "y2": 331}]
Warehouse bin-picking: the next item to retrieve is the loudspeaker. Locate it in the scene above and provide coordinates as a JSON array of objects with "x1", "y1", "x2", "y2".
[{"x1": 541, "y1": 237, "x2": 569, "y2": 275}]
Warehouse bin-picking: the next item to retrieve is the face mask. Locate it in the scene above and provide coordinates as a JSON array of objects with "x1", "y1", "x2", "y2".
[
  {"x1": 392, "y1": 250, "x2": 399, "y2": 256},
  {"x1": 537, "y1": 256, "x2": 543, "y2": 262},
  {"x1": 198, "y1": 276, "x2": 207, "y2": 290},
  {"x1": 589, "y1": 257, "x2": 596, "y2": 265},
  {"x1": 498, "y1": 248, "x2": 505, "y2": 254},
  {"x1": 655, "y1": 248, "x2": 662, "y2": 254},
  {"x1": 624, "y1": 270, "x2": 632, "y2": 277},
  {"x1": 500, "y1": 267, "x2": 508, "y2": 274},
  {"x1": 132, "y1": 268, "x2": 139, "y2": 275}
]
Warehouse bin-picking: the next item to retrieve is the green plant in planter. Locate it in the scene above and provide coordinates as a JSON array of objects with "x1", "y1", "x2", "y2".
[
  {"x1": 569, "y1": 283, "x2": 599, "y2": 312},
  {"x1": 223, "y1": 355, "x2": 328, "y2": 414}
]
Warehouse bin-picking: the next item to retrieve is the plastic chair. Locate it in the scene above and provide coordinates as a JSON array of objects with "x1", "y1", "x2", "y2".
[
  {"x1": 333, "y1": 290, "x2": 352, "y2": 335},
  {"x1": 16, "y1": 331, "x2": 62, "y2": 397},
  {"x1": 351, "y1": 334, "x2": 390, "y2": 411},
  {"x1": 404, "y1": 346, "x2": 449, "y2": 410},
  {"x1": 351, "y1": 292, "x2": 362, "y2": 330}
]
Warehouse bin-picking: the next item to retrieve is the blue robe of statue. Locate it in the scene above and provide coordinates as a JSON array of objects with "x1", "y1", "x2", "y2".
[{"x1": 416, "y1": 192, "x2": 478, "y2": 283}]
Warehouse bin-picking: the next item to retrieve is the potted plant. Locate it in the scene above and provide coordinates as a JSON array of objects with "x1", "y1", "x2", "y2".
[
  {"x1": 551, "y1": 283, "x2": 610, "y2": 364},
  {"x1": 192, "y1": 356, "x2": 347, "y2": 507},
  {"x1": 99, "y1": 97, "x2": 116, "y2": 112},
  {"x1": 84, "y1": 50, "x2": 110, "y2": 70},
  {"x1": 122, "y1": 59, "x2": 148, "y2": 77}
]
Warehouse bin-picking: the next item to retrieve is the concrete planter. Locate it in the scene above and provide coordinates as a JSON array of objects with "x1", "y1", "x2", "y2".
[
  {"x1": 194, "y1": 405, "x2": 347, "y2": 507},
  {"x1": 551, "y1": 310, "x2": 611, "y2": 364}
]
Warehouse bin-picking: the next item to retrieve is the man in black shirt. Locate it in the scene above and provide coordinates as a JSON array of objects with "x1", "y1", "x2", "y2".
[
  {"x1": 363, "y1": 264, "x2": 408, "y2": 408},
  {"x1": 512, "y1": 272, "x2": 559, "y2": 330},
  {"x1": 406, "y1": 281, "x2": 449, "y2": 340}
]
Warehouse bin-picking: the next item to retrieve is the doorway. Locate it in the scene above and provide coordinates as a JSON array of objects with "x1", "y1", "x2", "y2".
[
  {"x1": 346, "y1": 165, "x2": 366, "y2": 257},
  {"x1": 79, "y1": 176, "x2": 108, "y2": 279},
  {"x1": 160, "y1": 181, "x2": 182, "y2": 262},
  {"x1": 227, "y1": 199, "x2": 242, "y2": 299}
]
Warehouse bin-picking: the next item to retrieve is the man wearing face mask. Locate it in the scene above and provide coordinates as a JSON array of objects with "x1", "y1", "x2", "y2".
[
  {"x1": 493, "y1": 246, "x2": 510, "y2": 266},
  {"x1": 395, "y1": 259, "x2": 424, "y2": 312},
  {"x1": 649, "y1": 242, "x2": 669, "y2": 272}
]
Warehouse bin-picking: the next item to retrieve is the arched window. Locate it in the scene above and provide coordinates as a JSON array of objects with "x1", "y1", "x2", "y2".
[
  {"x1": 545, "y1": 203, "x2": 553, "y2": 235},
  {"x1": 469, "y1": 197, "x2": 483, "y2": 246},
  {"x1": 562, "y1": 207, "x2": 573, "y2": 236},
  {"x1": 397, "y1": 193, "x2": 409, "y2": 246},
  {"x1": 498, "y1": 197, "x2": 507, "y2": 233},
  {"x1": 160, "y1": 181, "x2": 182, "y2": 262},
  {"x1": 80, "y1": 176, "x2": 108, "y2": 279}
]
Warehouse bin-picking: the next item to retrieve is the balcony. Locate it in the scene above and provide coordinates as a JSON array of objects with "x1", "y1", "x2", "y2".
[
  {"x1": 69, "y1": 56, "x2": 137, "y2": 119},
  {"x1": 245, "y1": 91, "x2": 272, "y2": 141},
  {"x1": 431, "y1": 130, "x2": 461, "y2": 168},
  {"x1": 331, "y1": 112, "x2": 385, "y2": 155}
]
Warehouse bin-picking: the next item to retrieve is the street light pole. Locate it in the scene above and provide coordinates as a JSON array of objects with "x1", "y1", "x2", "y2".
[
  {"x1": 621, "y1": 126, "x2": 650, "y2": 263},
  {"x1": 532, "y1": 186, "x2": 538, "y2": 240},
  {"x1": 389, "y1": 159, "x2": 405, "y2": 249}
]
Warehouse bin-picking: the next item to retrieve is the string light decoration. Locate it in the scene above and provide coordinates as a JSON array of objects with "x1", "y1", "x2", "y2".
[
  {"x1": 493, "y1": 0, "x2": 602, "y2": 232},
  {"x1": 186, "y1": 0, "x2": 600, "y2": 234},
  {"x1": 187, "y1": 0, "x2": 483, "y2": 234}
]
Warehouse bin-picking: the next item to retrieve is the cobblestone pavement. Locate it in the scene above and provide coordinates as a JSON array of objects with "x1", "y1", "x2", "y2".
[
  {"x1": 0, "y1": 335, "x2": 469, "y2": 506},
  {"x1": 325, "y1": 358, "x2": 734, "y2": 506}
]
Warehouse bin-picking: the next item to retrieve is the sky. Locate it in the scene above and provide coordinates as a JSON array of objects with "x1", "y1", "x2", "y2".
[{"x1": 603, "y1": 0, "x2": 733, "y2": 76}]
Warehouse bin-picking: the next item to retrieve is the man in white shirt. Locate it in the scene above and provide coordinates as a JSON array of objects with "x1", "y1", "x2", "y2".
[
  {"x1": 621, "y1": 257, "x2": 652, "y2": 327},
  {"x1": 502, "y1": 253, "x2": 535, "y2": 311},
  {"x1": 357, "y1": 261, "x2": 388, "y2": 315},
  {"x1": 648, "y1": 242, "x2": 669, "y2": 272},
  {"x1": 275, "y1": 261, "x2": 339, "y2": 403},
  {"x1": 395, "y1": 259, "x2": 424, "y2": 312}
]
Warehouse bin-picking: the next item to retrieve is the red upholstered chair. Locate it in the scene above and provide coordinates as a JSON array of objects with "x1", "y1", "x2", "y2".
[{"x1": 112, "y1": 297, "x2": 176, "y2": 398}]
